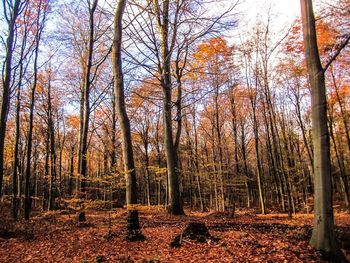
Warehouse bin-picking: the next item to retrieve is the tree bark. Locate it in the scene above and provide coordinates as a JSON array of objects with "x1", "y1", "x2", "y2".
[
  {"x1": 79, "y1": 0, "x2": 98, "y2": 197},
  {"x1": 112, "y1": 0, "x2": 142, "y2": 236},
  {"x1": 300, "y1": 0, "x2": 344, "y2": 258},
  {"x1": 153, "y1": 0, "x2": 184, "y2": 215},
  {"x1": 24, "y1": 0, "x2": 46, "y2": 220},
  {"x1": 0, "y1": 0, "x2": 22, "y2": 197},
  {"x1": 47, "y1": 76, "x2": 57, "y2": 210},
  {"x1": 12, "y1": 13, "x2": 28, "y2": 218}
]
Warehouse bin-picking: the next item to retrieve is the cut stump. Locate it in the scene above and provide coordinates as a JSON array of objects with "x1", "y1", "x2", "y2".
[{"x1": 170, "y1": 222, "x2": 219, "y2": 248}]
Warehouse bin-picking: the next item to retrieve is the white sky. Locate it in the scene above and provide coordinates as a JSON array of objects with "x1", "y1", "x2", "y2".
[{"x1": 234, "y1": 0, "x2": 301, "y2": 34}]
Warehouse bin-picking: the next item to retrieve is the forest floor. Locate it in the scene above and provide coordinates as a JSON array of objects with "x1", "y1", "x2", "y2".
[{"x1": 0, "y1": 206, "x2": 349, "y2": 263}]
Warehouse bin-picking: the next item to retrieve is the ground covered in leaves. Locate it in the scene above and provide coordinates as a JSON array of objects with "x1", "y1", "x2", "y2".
[{"x1": 0, "y1": 207, "x2": 349, "y2": 262}]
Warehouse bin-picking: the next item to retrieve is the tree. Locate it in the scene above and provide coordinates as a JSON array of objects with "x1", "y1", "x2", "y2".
[
  {"x1": 151, "y1": 0, "x2": 184, "y2": 215},
  {"x1": 124, "y1": 0, "x2": 236, "y2": 215},
  {"x1": 241, "y1": 42, "x2": 266, "y2": 215},
  {"x1": 0, "y1": 0, "x2": 25, "y2": 197},
  {"x1": 192, "y1": 37, "x2": 233, "y2": 212},
  {"x1": 78, "y1": 0, "x2": 98, "y2": 205},
  {"x1": 24, "y1": 0, "x2": 49, "y2": 220},
  {"x1": 300, "y1": 0, "x2": 346, "y2": 259},
  {"x1": 12, "y1": 0, "x2": 30, "y2": 219},
  {"x1": 112, "y1": 0, "x2": 144, "y2": 239}
]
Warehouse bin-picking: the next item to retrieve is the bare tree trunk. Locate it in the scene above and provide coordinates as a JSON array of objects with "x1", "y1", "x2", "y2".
[
  {"x1": 0, "y1": 0, "x2": 22, "y2": 197},
  {"x1": 77, "y1": 88, "x2": 84, "y2": 194},
  {"x1": 79, "y1": 0, "x2": 98, "y2": 202},
  {"x1": 144, "y1": 139, "x2": 151, "y2": 207},
  {"x1": 252, "y1": 101, "x2": 265, "y2": 215},
  {"x1": 192, "y1": 108, "x2": 205, "y2": 211},
  {"x1": 294, "y1": 84, "x2": 314, "y2": 168},
  {"x1": 329, "y1": 109, "x2": 350, "y2": 210},
  {"x1": 229, "y1": 90, "x2": 240, "y2": 175},
  {"x1": 68, "y1": 145, "x2": 74, "y2": 196},
  {"x1": 153, "y1": 0, "x2": 183, "y2": 215},
  {"x1": 154, "y1": 111, "x2": 163, "y2": 206},
  {"x1": 330, "y1": 68, "x2": 350, "y2": 166},
  {"x1": 300, "y1": 0, "x2": 344, "y2": 258},
  {"x1": 210, "y1": 127, "x2": 219, "y2": 211},
  {"x1": 112, "y1": 0, "x2": 143, "y2": 238},
  {"x1": 12, "y1": 15, "x2": 28, "y2": 218},
  {"x1": 24, "y1": 1, "x2": 46, "y2": 220},
  {"x1": 47, "y1": 76, "x2": 57, "y2": 210},
  {"x1": 240, "y1": 119, "x2": 251, "y2": 208},
  {"x1": 13, "y1": 80, "x2": 21, "y2": 219},
  {"x1": 111, "y1": 88, "x2": 117, "y2": 172},
  {"x1": 214, "y1": 87, "x2": 225, "y2": 212}
]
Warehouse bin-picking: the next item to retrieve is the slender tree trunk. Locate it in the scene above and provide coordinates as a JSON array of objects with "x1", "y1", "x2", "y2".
[
  {"x1": 330, "y1": 68, "x2": 350, "y2": 164},
  {"x1": 251, "y1": 99, "x2": 265, "y2": 215},
  {"x1": 111, "y1": 88, "x2": 117, "y2": 172},
  {"x1": 79, "y1": 0, "x2": 98, "y2": 201},
  {"x1": 153, "y1": 0, "x2": 184, "y2": 215},
  {"x1": 155, "y1": 112, "x2": 162, "y2": 206},
  {"x1": 24, "y1": 63, "x2": 37, "y2": 219},
  {"x1": 12, "y1": 76, "x2": 21, "y2": 220},
  {"x1": 229, "y1": 92, "x2": 240, "y2": 175},
  {"x1": 113, "y1": 0, "x2": 143, "y2": 238},
  {"x1": 214, "y1": 88, "x2": 225, "y2": 212},
  {"x1": 191, "y1": 109, "x2": 205, "y2": 211},
  {"x1": 329, "y1": 110, "x2": 350, "y2": 210},
  {"x1": 68, "y1": 145, "x2": 74, "y2": 196},
  {"x1": 144, "y1": 138, "x2": 151, "y2": 206},
  {"x1": 240, "y1": 119, "x2": 251, "y2": 208},
  {"x1": 47, "y1": 77, "x2": 57, "y2": 210},
  {"x1": 12, "y1": 18, "x2": 28, "y2": 218},
  {"x1": 0, "y1": 0, "x2": 22, "y2": 197},
  {"x1": 24, "y1": 2, "x2": 46, "y2": 220},
  {"x1": 294, "y1": 84, "x2": 314, "y2": 168},
  {"x1": 58, "y1": 131, "x2": 64, "y2": 191},
  {"x1": 210, "y1": 127, "x2": 219, "y2": 211},
  {"x1": 77, "y1": 88, "x2": 84, "y2": 194}
]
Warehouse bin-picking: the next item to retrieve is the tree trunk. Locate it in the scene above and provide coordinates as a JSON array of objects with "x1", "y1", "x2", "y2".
[
  {"x1": 111, "y1": 88, "x2": 117, "y2": 172},
  {"x1": 300, "y1": 0, "x2": 344, "y2": 258},
  {"x1": 12, "y1": 73, "x2": 21, "y2": 220},
  {"x1": 240, "y1": 119, "x2": 251, "y2": 208},
  {"x1": 190, "y1": 109, "x2": 205, "y2": 211},
  {"x1": 214, "y1": 87, "x2": 225, "y2": 212},
  {"x1": 329, "y1": 109, "x2": 350, "y2": 210},
  {"x1": 144, "y1": 139, "x2": 151, "y2": 207},
  {"x1": 12, "y1": 18, "x2": 28, "y2": 218},
  {"x1": 112, "y1": 0, "x2": 143, "y2": 237},
  {"x1": 330, "y1": 68, "x2": 350, "y2": 171},
  {"x1": 24, "y1": 53, "x2": 38, "y2": 220},
  {"x1": 251, "y1": 94, "x2": 266, "y2": 215},
  {"x1": 153, "y1": 0, "x2": 183, "y2": 215},
  {"x1": 79, "y1": 0, "x2": 98, "y2": 199},
  {"x1": 24, "y1": 2, "x2": 46, "y2": 220},
  {"x1": 47, "y1": 77, "x2": 57, "y2": 211},
  {"x1": 0, "y1": 0, "x2": 22, "y2": 197},
  {"x1": 68, "y1": 145, "x2": 74, "y2": 196}
]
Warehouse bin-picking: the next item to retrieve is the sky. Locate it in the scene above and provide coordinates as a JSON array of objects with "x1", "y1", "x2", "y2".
[
  {"x1": 239, "y1": 0, "x2": 301, "y2": 25},
  {"x1": 226, "y1": 0, "x2": 301, "y2": 40},
  {"x1": 206, "y1": 0, "x2": 302, "y2": 46}
]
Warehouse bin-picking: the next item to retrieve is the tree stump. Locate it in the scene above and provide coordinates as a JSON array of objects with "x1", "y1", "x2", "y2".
[
  {"x1": 126, "y1": 229, "x2": 146, "y2": 242},
  {"x1": 76, "y1": 211, "x2": 86, "y2": 222},
  {"x1": 170, "y1": 222, "x2": 219, "y2": 248}
]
